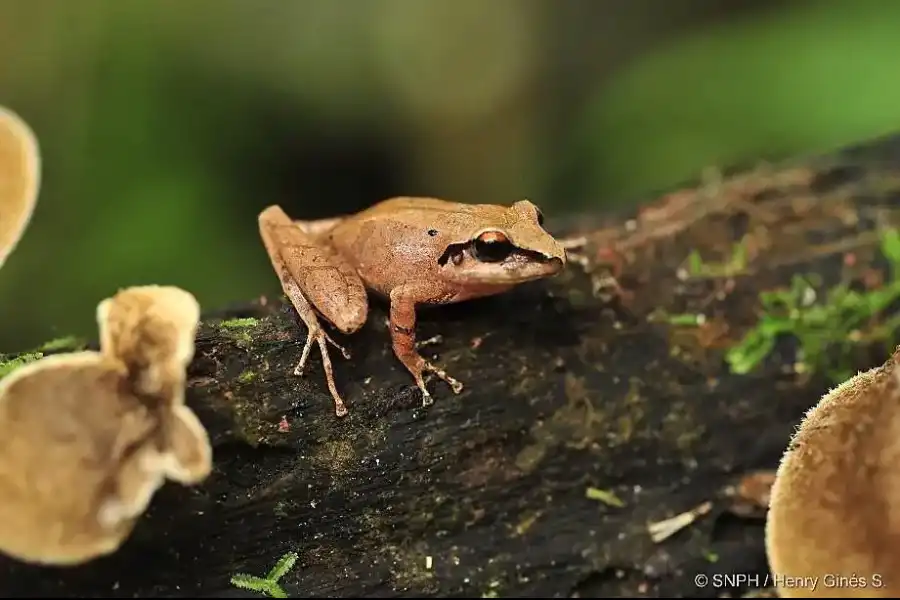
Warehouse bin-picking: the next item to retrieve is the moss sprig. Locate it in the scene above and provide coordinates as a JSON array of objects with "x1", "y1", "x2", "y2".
[
  {"x1": 230, "y1": 551, "x2": 299, "y2": 598},
  {"x1": 726, "y1": 229, "x2": 900, "y2": 382}
]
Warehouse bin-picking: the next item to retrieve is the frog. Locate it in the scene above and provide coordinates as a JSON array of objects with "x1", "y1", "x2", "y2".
[{"x1": 257, "y1": 196, "x2": 567, "y2": 417}]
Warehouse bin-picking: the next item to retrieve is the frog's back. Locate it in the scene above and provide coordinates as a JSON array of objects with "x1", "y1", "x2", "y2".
[
  {"x1": 330, "y1": 197, "x2": 494, "y2": 297},
  {"x1": 354, "y1": 197, "x2": 507, "y2": 230}
]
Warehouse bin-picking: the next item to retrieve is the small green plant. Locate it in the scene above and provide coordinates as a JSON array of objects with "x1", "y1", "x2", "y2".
[
  {"x1": 585, "y1": 486, "x2": 625, "y2": 507},
  {"x1": 726, "y1": 229, "x2": 900, "y2": 382},
  {"x1": 651, "y1": 311, "x2": 706, "y2": 327},
  {"x1": 230, "y1": 551, "x2": 298, "y2": 598},
  {"x1": 685, "y1": 238, "x2": 748, "y2": 279}
]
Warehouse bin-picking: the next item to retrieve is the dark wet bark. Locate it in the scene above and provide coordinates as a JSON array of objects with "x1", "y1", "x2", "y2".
[{"x1": 4, "y1": 133, "x2": 900, "y2": 598}]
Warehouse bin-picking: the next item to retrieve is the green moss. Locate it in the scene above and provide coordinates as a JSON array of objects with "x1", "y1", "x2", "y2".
[
  {"x1": 237, "y1": 369, "x2": 257, "y2": 384},
  {"x1": 220, "y1": 388, "x2": 301, "y2": 448},
  {"x1": 36, "y1": 336, "x2": 86, "y2": 353},
  {"x1": 515, "y1": 373, "x2": 614, "y2": 472},
  {"x1": 220, "y1": 317, "x2": 259, "y2": 329},
  {"x1": 226, "y1": 395, "x2": 274, "y2": 447},
  {"x1": 219, "y1": 317, "x2": 259, "y2": 347},
  {"x1": 0, "y1": 337, "x2": 88, "y2": 381},
  {"x1": 726, "y1": 228, "x2": 900, "y2": 382},
  {"x1": 0, "y1": 352, "x2": 44, "y2": 380}
]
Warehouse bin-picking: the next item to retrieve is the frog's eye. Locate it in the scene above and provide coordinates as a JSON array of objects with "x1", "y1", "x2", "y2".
[{"x1": 473, "y1": 230, "x2": 513, "y2": 263}]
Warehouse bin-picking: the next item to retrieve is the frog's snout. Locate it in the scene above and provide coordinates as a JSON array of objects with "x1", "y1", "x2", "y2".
[{"x1": 547, "y1": 255, "x2": 565, "y2": 274}]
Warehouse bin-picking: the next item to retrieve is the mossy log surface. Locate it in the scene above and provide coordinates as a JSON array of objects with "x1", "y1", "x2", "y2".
[{"x1": 4, "y1": 134, "x2": 900, "y2": 598}]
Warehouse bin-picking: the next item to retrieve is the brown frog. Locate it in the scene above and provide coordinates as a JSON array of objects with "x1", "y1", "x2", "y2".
[{"x1": 258, "y1": 197, "x2": 567, "y2": 416}]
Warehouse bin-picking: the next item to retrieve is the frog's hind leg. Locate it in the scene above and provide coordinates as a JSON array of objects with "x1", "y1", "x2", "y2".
[
  {"x1": 281, "y1": 273, "x2": 352, "y2": 417},
  {"x1": 258, "y1": 205, "x2": 365, "y2": 417}
]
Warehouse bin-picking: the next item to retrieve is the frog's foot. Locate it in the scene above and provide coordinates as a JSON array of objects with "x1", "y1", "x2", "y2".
[
  {"x1": 425, "y1": 362, "x2": 464, "y2": 395},
  {"x1": 294, "y1": 327, "x2": 350, "y2": 377},
  {"x1": 419, "y1": 361, "x2": 464, "y2": 405},
  {"x1": 293, "y1": 324, "x2": 352, "y2": 417},
  {"x1": 386, "y1": 289, "x2": 464, "y2": 408}
]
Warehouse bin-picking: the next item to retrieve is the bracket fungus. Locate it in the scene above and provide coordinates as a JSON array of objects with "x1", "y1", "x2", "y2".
[
  {"x1": 765, "y1": 348, "x2": 900, "y2": 597},
  {"x1": 97, "y1": 284, "x2": 202, "y2": 399},
  {"x1": 0, "y1": 105, "x2": 40, "y2": 269},
  {"x1": 0, "y1": 285, "x2": 211, "y2": 566}
]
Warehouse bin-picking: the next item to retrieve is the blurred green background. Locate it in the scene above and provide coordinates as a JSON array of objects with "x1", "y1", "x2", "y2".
[{"x1": 2, "y1": 0, "x2": 900, "y2": 350}]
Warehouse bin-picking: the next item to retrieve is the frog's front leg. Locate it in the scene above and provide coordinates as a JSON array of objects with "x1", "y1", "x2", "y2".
[{"x1": 388, "y1": 285, "x2": 464, "y2": 406}]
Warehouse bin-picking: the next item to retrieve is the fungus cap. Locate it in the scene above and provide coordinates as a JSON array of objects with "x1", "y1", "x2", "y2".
[
  {"x1": 0, "y1": 349, "x2": 211, "y2": 566},
  {"x1": 0, "y1": 106, "x2": 40, "y2": 269},
  {"x1": 765, "y1": 350, "x2": 900, "y2": 597}
]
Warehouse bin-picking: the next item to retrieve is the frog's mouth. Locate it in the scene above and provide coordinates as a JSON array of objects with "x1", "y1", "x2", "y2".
[{"x1": 438, "y1": 243, "x2": 565, "y2": 285}]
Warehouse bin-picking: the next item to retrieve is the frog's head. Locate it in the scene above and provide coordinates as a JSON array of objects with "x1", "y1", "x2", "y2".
[{"x1": 438, "y1": 199, "x2": 567, "y2": 285}]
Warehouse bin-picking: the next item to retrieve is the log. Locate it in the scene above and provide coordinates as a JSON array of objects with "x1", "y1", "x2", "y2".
[{"x1": 4, "y1": 132, "x2": 900, "y2": 598}]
